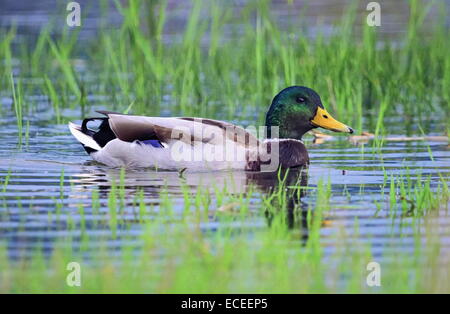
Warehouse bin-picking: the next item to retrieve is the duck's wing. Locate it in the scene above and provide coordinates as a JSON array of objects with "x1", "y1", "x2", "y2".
[
  {"x1": 97, "y1": 111, "x2": 260, "y2": 147},
  {"x1": 178, "y1": 117, "x2": 260, "y2": 147}
]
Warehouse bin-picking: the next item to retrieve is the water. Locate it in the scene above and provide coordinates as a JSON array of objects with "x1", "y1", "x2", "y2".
[
  {"x1": 1, "y1": 107, "x2": 449, "y2": 260},
  {"x1": 0, "y1": 0, "x2": 449, "y2": 289},
  {"x1": 1, "y1": 0, "x2": 447, "y2": 41}
]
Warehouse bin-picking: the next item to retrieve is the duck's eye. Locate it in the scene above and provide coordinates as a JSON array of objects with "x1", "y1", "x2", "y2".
[
  {"x1": 296, "y1": 97, "x2": 306, "y2": 103},
  {"x1": 323, "y1": 115, "x2": 328, "y2": 119}
]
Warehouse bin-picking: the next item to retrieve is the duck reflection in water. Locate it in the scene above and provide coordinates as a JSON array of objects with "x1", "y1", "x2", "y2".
[
  {"x1": 70, "y1": 163, "x2": 311, "y2": 242},
  {"x1": 249, "y1": 167, "x2": 309, "y2": 241}
]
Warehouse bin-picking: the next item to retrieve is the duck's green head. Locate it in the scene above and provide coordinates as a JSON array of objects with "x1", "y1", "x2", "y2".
[{"x1": 265, "y1": 86, "x2": 353, "y2": 139}]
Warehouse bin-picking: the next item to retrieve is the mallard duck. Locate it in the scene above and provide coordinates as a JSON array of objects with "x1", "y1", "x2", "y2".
[{"x1": 69, "y1": 86, "x2": 353, "y2": 171}]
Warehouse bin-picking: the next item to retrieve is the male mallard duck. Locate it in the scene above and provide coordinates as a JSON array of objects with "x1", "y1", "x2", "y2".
[{"x1": 69, "y1": 86, "x2": 353, "y2": 171}]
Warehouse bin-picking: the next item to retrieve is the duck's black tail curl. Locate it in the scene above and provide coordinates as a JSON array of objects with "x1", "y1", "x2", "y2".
[
  {"x1": 82, "y1": 117, "x2": 117, "y2": 148},
  {"x1": 69, "y1": 117, "x2": 117, "y2": 154}
]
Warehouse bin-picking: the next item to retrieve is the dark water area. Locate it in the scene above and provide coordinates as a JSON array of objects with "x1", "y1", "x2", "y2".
[{"x1": 1, "y1": 0, "x2": 448, "y2": 43}]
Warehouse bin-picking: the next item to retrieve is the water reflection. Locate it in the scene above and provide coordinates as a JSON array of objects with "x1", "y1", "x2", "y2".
[
  {"x1": 69, "y1": 164, "x2": 313, "y2": 244},
  {"x1": 70, "y1": 163, "x2": 309, "y2": 201},
  {"x1": 262, "y1": 168, "x2": 310, "y2": 243}
]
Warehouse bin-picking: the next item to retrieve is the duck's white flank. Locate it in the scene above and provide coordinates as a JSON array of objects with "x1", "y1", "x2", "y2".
[
  {"x1": 91, "y1": 138, "x2": 250, "y2": 170},
  {"x1": 69, "y1": 122, "x2": 253, "y2": 170}
]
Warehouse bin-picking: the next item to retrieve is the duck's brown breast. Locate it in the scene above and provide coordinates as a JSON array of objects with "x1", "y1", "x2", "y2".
[{"x1": 245, "y1": 139, "x2": 309, "y2": 171}]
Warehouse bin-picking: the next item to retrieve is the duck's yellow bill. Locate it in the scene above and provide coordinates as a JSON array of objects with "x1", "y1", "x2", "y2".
[{"x1": 311, "y1": 107, "x2": 354, "y2": 133}]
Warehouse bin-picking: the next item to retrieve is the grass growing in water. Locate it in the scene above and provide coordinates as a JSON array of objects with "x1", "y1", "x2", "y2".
[
  {"x1": 9, "y1": 74, "x2": 23, "y2": 148},
  {"x1": 0, "y1": 170, "x2": 448, "y2": 293},
  {"x1": 0, "y1": 0, "x2": 448, "y2": 134}
]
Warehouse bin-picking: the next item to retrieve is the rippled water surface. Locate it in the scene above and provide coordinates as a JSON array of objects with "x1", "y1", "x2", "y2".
[{"x1": 1, "y1": 109, "x2": 449, "y2": 260}]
